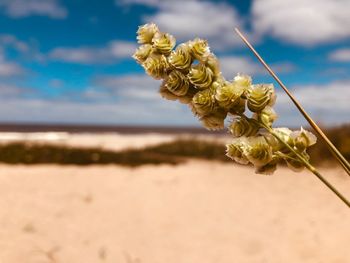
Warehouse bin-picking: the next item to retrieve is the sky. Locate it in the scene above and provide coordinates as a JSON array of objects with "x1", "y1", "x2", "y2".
[{"x1": 0, "y1": 0, "x2": 349, "y2": 127}]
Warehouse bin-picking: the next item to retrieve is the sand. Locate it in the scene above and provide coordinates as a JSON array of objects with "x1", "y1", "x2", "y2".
[{"x1": 0, "y1": 161, "x2": 350, "y2": 263}]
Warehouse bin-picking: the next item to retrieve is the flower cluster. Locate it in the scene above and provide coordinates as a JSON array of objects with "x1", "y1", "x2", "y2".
[{"x1": 133, "y1": 23, "x2": 317, "y2": 175}]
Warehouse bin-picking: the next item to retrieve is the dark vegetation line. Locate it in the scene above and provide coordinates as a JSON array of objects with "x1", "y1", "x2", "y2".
[{"x1": 0, "y1": 125, "x2": 348, "y2": 166}]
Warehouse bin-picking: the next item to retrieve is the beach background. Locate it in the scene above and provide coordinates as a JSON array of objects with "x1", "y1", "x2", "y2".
[
  {"x1": 1, "y1": 0, "x2": 350, "y2": 262},
  {"x1": 0, "y1": 124, "x2": 349, "y2": 263}
]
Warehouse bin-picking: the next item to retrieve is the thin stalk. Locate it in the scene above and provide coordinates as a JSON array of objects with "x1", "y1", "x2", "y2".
[
  {"x1": 261, "y1": 123, "x2": 350, "y2": 208},
  {"x1": 234, "y1": 28, "x2": 350, "y2": 176}
]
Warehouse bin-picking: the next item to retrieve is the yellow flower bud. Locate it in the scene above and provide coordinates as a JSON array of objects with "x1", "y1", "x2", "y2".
[
  {"x1": 188, "y1": 63, "x2": 213, "y2": 89},
  {"x1": 143, "y1": 54, "x2": 169, "y2": 79},
  {"x1": 168, "y1": 44, "x2": 192, "y2": 71},
  {"x1": 132, "y1": 44, "x2": 153, "y2": 64},
  {"x1": 291, "y1": 127, "x2": 317, "y2": 151},
  {"x1": 244, "y1": 136, "x2": 273, "y2": 167},
  {"x1": 246, "y1": 84, "x2": 275, "y2": 112},
  {"x1": 215, "y1": 80, "x2": 245, "y2": 110},
  {"x1": 200, "y1": 110, "x2": 227, "y2": 130},
  {"x1": 228, "y1": 116, "x2": 259, "y2": 137},
  {"x1": 226, "y1": 137, "x2": 250, "y2": 164},
  {"x1": 191, "y1": 88, "x2": 215, "y2": 116},
  {"x1": 152, "y1": 32, "x2": 176, "y2": 55},
  {"x1": 188, "y1": 38, "x2": 210, "y2": 60},
  {"x1": 165, "y1": 70, "x2": 189, "y2": 97},
  {"x1": 137, "y1": 23, "x2": 159, "y2": 44}
]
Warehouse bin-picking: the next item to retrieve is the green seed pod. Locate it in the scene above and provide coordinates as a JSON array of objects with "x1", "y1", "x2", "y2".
[
  {"x1": 137, "y1": 23, "x2": 159, "y2": 44},
  {"x1": 188, "y1": 38, "x2": 210, "y2": 60},
  {"x1": 203, "y1": 53, "x2": 221, "y2": 76},
  {"x1": 290, "y1": 127, "x2": 317, "y2": 152},
  {"x1": 143, "y1": 54, "x2": 169, "y2": 79},
  {"x1": 152, "y1": 32, "x2": 176, "y2": 55},
  {"x1": 246, "y1": 84, "x2": 275, "y2": 112},
  {"x1": 226, "y1": 137, "x2": 250, "y2": 165},
  {"x1": 191, "y1": 88, "x2": 215, "y2": 116},
  {"x1": 132, "y1": 44, "x2": 153, "y2": 64},
  {"x1": 244, "y1": 136, "x2": 273, "y2": 167},
  {"x1": 165, "y1": 70, "x2": 189, "y2": 97},
  {"x1": 188, "y1": 63, "x2": 213, "y2": 89},
  {"x1": 228, "y1": 116, "x2": 259, "y2": 137},
  {"x1": 254, "y1": 106, "x2": 278, "y2": 127},
  {"x1": 200, "y1": 110, "x2": 227, "y2": 130},
  {"x1": 168, "y1": 44, "x2": 192, "y2": 71},
  {"x1": 215, "y1": 81, "x2": 245, "y2": 110}
]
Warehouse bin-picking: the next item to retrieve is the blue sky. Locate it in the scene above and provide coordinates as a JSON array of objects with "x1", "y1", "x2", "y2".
[{"x1": 0, "y1": 0, "x2": 349, "y2": 126}]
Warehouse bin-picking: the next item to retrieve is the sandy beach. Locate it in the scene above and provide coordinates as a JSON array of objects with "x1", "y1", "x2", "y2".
[{"x1": 0, "y1": 159, "x2": 349, "y2": 263}]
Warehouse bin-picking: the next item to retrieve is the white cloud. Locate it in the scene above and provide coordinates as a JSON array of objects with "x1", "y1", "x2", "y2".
[
  {"x1": 0, "y1": 35, "x2": 29, "y2": 52},
  {"x1": 0, "y1": 73, "x2": 192, "y2": 125},
  {"x1": 49, "y1": 40, "x2": 137, "y2": 64},
  {"x1": 275, "y1": 81, "x2": 350, "y2": 126},
  {"x1": 94, "y1": 74, "x2": 162, "y2": 100},
  {"x1": 219, "y1": 56, "x2": 264, "y2": 78},
  {"x1": 329, "y1": 48, "x2": 350, "y2": 62},
  {"x1": 219, "y1": 56, "x2": 296, "y2": 79},
  {"x1": 120, "y1": 0, "x2": 245, "y2": 51},
  {"x1": 0, "y1": 60, "x2": 24, "y2": 77},
  {"x1": 0, "y1": 83, "x2": 26, "y2": 97},
  {"x1": 252, "y1": 0, "x2": 350, "y2": 46},
  {"x1": 0, "y1": 0, "x2": 67, "y2": 19},
  {"x1": 0, "y1": 93, "x2": 193, "y2": 125},
  {"x1": 0, "y1": 73, "x2": 348, "y2": 126}
]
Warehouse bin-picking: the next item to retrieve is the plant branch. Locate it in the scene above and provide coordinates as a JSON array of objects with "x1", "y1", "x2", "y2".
[
  {"x1": 234, "y1": 27, "x2": 350, "y2": 177},
  {"x1": 261, "y1": 122, "x2": 350, "y2": 208}
]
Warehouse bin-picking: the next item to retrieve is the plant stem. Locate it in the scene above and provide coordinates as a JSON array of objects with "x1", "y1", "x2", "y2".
[
  {"x1": 234, "y1": 28, "x2": 350, "y2": 177},
  {"x1": 262, "y1": 124, "x2": 350, "y2": 208}
]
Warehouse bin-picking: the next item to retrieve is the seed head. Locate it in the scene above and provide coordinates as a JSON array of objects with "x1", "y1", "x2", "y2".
[
  {"x1": 247, "y1": 84, "x2": 275, "y2": 112},
  {"x1": 192, "y1": 88, "x2": 216, "y2": 116},
  {"x1": 228, "y1": 116, "x2": 259, "y2": 137},
  {"x1": 137, "y1": 23, "x2": 159, "y2": 44},
  {"x1": 168, "y1": 44, "x2": 193, "y2": 71},
  {"x1": 143, "y1": 54, "x2": 169, "y2": 79},
  {"x1": 188, "y1": 38, "x2": 210, "y2": 60},
  {"x1": 188, "y1": 63, "x2": 214, "y2": 89},
  {"x1": 215, "y1": 80, "x2": 245, "y2": 110},
  {"x1": 152, "y1": 32, "x2": 176, "y2": 55},
  {"x1": 165, "y1": 70, "x2": 190, "y2": 97},
  {"x1": 133, "y1": 44, "x2": 153, "y2": 64}
]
